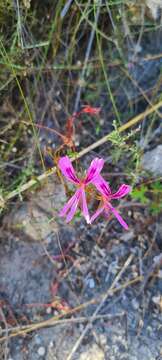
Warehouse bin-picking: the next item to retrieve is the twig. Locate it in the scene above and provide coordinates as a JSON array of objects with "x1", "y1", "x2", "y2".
[
  {"x1": 138, "y1": 253, "x2": 162, "y2": 295},
  {"x1": 14, "y1": 0, "x2": 24, "y2": 49},
  {"x1": 0, "y1": 308, "x2": 9, "y2": 360},
  {"x1": 60, "y1": 0, "x2": 74, "y2": 19},
  {"x1": 73, "y1": 0, "x2": 101, "y2": 113},
  {"x1": 0, "y1": 312, "x2": 124, "y2": 335},
  {"x1": 66, "y1": 254, "x2": 134, "y2": 360},
  {"x1": 2, "y1": 98, "x2": 162, "y2": 205},
  {"x1": 0, "y1": 275, "x2": 142, "y2": 341}
]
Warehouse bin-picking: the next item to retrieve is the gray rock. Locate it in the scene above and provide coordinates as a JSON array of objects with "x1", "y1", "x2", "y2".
[
  {"x1": 131, "y1": 298, "x2": 139, "y2": 310},
  {"x1": 79, "y1": 344, "x2": 105, "y2": 360},
  {"x1": 88, "y1": 278, "x2": 95, "y2": 289},
  {"x1": 4, "y1": 179, "x2": 65, "y2": 241},
  {"x1": 37, "y1": 346, "x2": 46, "y2": 357},
  {"x1": 146, "y1": 0, "x2": 162, "y2": 19},
  {"x1": 120, "y1": 230, "x2": 134, "y2": 242},
  {"x1": 142, "y1": 145, "x2": 162, "y2": 176}
]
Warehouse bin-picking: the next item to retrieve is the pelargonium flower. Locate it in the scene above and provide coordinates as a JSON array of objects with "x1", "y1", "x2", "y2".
[
  {"x1": 91, "y1": 175, "x2": 131, "y2": 229},
  {"x1": 58, "y1": 156, "x2": 104, "y2": 223}
]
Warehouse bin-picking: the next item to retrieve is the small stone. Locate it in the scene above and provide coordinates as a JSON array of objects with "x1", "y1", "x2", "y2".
[
  {"x1": 152, "y1": 295, "x2": 162, "y2": 310},
  {"x1": 79, "y1": 344, "x2": 105, "y2": 360},
  {"x1": 131, "y1": 298, "x2": 139, "y2": 310},
  {"x1": 100, "y1": 118, "x2": 104, "y2": 126},
  {"x1": 120, "y1": 231, "x2": 134, "y2": 242},
  {"x1": 49, "y1": 341, "x2": 54, "y2": 348},
  {"x1": 12, "y1": 147, "x2": 17, "y2": 152},
  {"x1": 152, "y1": 295, "x2": 161, "y2": 305},
  {"x1": 142, "y1": 145, "x2": 162, "y2": 176},
  {"x1": 146, "y1": 0, "x2": 162, "y2": 19},
  {"x1": 132, "y1": 271, "x2": 139, "y2": 279},
  {"x1": 158, "y1": 270, "x2": 162, "y2": 278},
  {"x1": 35, "y1": 335, "x2": 42, "y2": 345},
  {"x1": 46, "y1": 307, "x2": 52, "y2": 314},
  {"x1": 76, "y1": 60, "x2": 82, "y2": 66},
  {"x1": 37, "y1": 346, "x2": 46, "y2": 356},
  {"x1": 146, "y1": 326, "x2": 152, "y2": 335},
  {"x1": 88, "y1": 278, "x2": 95, "y2": 289},
  {"x1": 53, "y1": 310, "x2": 59, "y2": 316},
  {"x1": 99, "y1": 334, "x2": 107, "y2": 346},
  {"x1": 54, "y1": 101, "x2": 62, "y2": 111},
  {"x1": 79, "y1": 324, "x2": 84, "y2": 332},
  {"x1": 134, "y1": 44, "x2": 142, "y2": 53}
]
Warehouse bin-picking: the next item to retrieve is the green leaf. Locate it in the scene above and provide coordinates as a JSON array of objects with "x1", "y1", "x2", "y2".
[
  {"x1": 131, "y1": 185, "x2": 149, "y2": 204},
  {"x1": 151, "y1": 181, "x2": 162, "y2": 193},
  {"x1": 150, "y1": 202, "x2": 162, "y2": 214}
]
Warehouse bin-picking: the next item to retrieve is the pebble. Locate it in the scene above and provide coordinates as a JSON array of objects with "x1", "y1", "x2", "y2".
[
  {"x1": 99, "y1": 334, "x2": 107, "y2": 346},
  {"x1": 88, "y1": 278, "x2": 95, "y2": 289},
  {"x1": 142, "y1": 145, "x2": 162, "y2": 175},
  {"x1": 35, "y1": 335, "x2": 42, "y2": 345},
  {"x1": 79, "y1": 324, "x2": 84, "y2": 332},
  {"x1": 120, "y1": 231, "x2": 134, "y2": 242},
  {"x1": 146, "y1": 326, "x2": 152, "y2": 335},
  {"x1": 49, "y1": 341, "x2": 54, "y2": 348},
  {"x1": 79, "y1": 343, "x2": 105, "y2": 360},
  {"x1": 131, "y1": 298, "x2": 139, "y2": 310},
  {"x1": 12, "y1": 147, "x2": 17, "y2": 153},
  {"x1": 53, "y1": 310, "x2": 59, "y2": 316},
  {"x1": 37, "y1": 346, "x2": 46, "y2": 357},
  {"x1": 46, "y1": 307, "x2": 52, "y2": 314}
]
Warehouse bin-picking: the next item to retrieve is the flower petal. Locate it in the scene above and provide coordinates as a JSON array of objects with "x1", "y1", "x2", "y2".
[
  {"x1": 81, "y1": 106, "x2": 101, "y2": 115},
  {"x1": 81, "y1": 189, "x2": 90, "y2": 224},
  {"x1": 84, "y1": 158, "x2": 104, "y2": 184},
  {"x1": 59, "y1": 191, "x2": 79, "y2": 217},
  {"x1": 90, "y1": 205, "x2": 104, "y2": 223},
  {"x1": 109, "y1": 204, "x2": 129, "y2": 230},
  {"x1": 92, "y1": 175, "x2": 111, "y2": 197},
  {"x1": 65, "y1": 189, "x2": 81, "y2": 222},
  {"x1": 58, "y1": 156, "x2": 80, "y2": 184},
  {"x1": 111, "y1": 184, "x2": 131, "y2": 199}
]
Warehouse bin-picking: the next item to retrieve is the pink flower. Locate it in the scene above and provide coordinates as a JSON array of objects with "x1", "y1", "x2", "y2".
[
  {"x1": 58, "y1": 156, "x2": 104, "y2": 223},
  {"x1": 91, "y1": 175, "x2": 131, "y2": 229}
]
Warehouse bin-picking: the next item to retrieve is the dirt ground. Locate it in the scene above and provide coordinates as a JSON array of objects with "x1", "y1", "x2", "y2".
[{"x1": 0, "y1": 173, "x2": 161, "y2": 360}]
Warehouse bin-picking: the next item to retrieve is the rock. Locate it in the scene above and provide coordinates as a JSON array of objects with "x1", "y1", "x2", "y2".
[
  {"x1": 99, "y1": 334, "x2": 107, "y2": 346},
  {"x1": 131, "y1": 298, "x2": 139, "y2": 310},
  {"x1": 5, "y1": 179, "x2": 65, "y2": 241},
  {"x1": 79, "y1": 344, "x2": 105, "y2": 360},
  {"x1": 37, "y1": 346, "x2": 46, "y2": 357},
  {"x1": 46, "y1": 307, "x2": 52, "y2": 314},
  {"x1": 35, "y1": 335, "x2": 42, "y2": 345},
  {"x1": 142, "y1": 145, "x2": 162, "y2": 176},
  {"x1": 146, "y1": 0, "x2": 162, "y2": 19},
  {"x1": 120, "y1": 230, "x2": 134, "y2": 242},
  {"x1": 152, "y1": 294, "x2": 162, "y2": 310},
  {"x1": 88, "y1": 278, "x2": 95, "y2": 289}
]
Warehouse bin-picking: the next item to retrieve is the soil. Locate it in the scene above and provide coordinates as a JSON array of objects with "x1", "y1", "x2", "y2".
[{"x1": 0, "y1": 176, "x2": 162, "y2": 359}]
